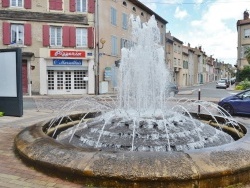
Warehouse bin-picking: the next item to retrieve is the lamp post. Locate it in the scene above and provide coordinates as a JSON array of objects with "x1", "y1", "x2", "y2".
[{"x1": 95, "y1": 38, "x2": 106, "y2": 95}]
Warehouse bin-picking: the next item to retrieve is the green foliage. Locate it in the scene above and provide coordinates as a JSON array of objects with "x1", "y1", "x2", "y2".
[
  {"x1": 235, "y1": 85, "x2": 243, "y2": 90},
  {"x1": 236, "y1": 78, "x2": 250, "y2": 90},
  {"x1": 0, "y1": 112, "x2": 4, "y2": 117},
  {"x1": 238, "y1": 65, "x2": 250, "y2": 81},
  {"x1": 245, "y1": 47, "x2": 250, "y2": 64}
]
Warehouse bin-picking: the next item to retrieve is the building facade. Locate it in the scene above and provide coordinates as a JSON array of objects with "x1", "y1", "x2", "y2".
[
  {"x1": 237, "y1": 10, "x2": 250, "y2": 69},
  {"x1": 0, "y1": 0, "x2": 96, "y2": 95},
  {"x1": 96, "y1": 0, "x2": 168, "y2": 94}
]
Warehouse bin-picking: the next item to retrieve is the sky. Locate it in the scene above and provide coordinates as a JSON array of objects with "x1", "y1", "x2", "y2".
[{"x1": 139, "y1": 0, "x2": 250, "y2": 65}]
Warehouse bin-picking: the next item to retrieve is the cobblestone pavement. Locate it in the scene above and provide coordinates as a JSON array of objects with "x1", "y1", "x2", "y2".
[
  {"x1": 0, "y1": 109, "x2": 85, "y2": 188},
  {"x1": 0, "y1": 95, "x2": 250, "y2": 188}
]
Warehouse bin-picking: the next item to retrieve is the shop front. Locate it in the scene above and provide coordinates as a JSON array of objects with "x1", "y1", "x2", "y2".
[{"x1": 39, "y1": 49, "x2": 95, "y2": 95}]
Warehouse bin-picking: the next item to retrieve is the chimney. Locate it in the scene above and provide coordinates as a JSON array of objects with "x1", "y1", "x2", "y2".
[{"x1": 244, "y1": 10, "x2": 249, "y2": 20}]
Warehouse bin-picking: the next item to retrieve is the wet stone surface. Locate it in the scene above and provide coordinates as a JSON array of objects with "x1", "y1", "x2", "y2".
[{"x1": 58, "y1": 113, "x2": 234, "y2": 152}]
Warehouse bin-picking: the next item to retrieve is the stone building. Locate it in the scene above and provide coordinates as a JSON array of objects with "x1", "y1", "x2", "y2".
[
  {"x1": 96, "y1": 0, "x2": 168, "y2": 94},
  {"x1": 0, "y1": 0, "x2": 96, "y2": 96},
  {"x1": 237, "y1": 10, "x2": 250, "y2": 69}
]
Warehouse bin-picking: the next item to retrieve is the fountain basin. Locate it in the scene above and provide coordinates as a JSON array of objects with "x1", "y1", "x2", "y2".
[{"x1": 14, "y1": 113, "x2": 250, "y2": 187}]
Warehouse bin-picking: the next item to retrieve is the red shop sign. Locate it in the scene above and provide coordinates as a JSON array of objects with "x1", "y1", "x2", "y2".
[{"x1": 50, "y1": 50, "x2": 86, "y2": 58}]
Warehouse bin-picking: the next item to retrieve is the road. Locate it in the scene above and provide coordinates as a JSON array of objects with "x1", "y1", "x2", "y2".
[{"x1": 177, "y1": 81, "x2": 240, "y2": 101}]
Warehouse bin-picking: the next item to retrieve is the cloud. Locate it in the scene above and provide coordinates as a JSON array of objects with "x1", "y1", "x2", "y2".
[
  {"x1": 181, "y1": 0, "x2": 249, "y2": 64},
  {"x1": 174, "y1": 7, "x2": 188, "y2": 19}
]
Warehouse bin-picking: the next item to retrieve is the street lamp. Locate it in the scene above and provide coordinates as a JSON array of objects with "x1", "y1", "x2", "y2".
[{"x1": 95, "y1": 38, "x2": 106, "y2": 95}]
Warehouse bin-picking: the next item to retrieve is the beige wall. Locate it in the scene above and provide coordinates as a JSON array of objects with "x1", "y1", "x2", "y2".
[
  {"x1": 237, "y1": 24, "x2": 250, "y2": 68},
  {"x1": 0, "y1": 0, "x2": 95, "y2": 95},
  {"x1": 97, "y1": 0, "x2": 167, "y2": 92}
]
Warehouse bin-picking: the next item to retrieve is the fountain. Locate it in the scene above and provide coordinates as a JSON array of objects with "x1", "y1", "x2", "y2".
[{"x1": 15, "y1": 16, "x2": 250, "y2": 188}]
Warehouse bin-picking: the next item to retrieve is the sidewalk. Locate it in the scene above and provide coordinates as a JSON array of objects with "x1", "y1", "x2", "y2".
[
  {"x1": 0, "y1": 94, "x2": 249, "y2": 188},
  {"x1": 0, "y1": 98, "x2": 84, "y2": 187}
]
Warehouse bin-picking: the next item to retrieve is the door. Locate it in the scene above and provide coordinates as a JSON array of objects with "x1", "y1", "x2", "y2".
[
  {"x1": 22, "y1": 61, "x2": 28, "y2": 94},
  {"x1": 47, "y1": 70, "x2": 87, "y2": 95}
]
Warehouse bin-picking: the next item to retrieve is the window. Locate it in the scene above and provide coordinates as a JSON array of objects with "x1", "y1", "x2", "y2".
[
  {"x1": 121, "y1": 38, "x2": 130, "y2": 49},
  {"x1": 11, "y1": 24, "x2": 24, "y2": 44},
  {"x1": 111, "y1": 35, "x2": 118, "y2": 56},
  {"x1": 111, "y1": 7, "x2": 117, "y2": 26},
  {"x1": 76, "y1": 0, "x2": 87, "y2": 12},
  {"x1": 76, "y1": 28, "x2": 87, "y2": 47},
  {"x1": 50, "y1": 26, "x2": 62, "y2": 46},
  {"x1": 122, "y1": 13, "x2": 128, "y2": 30},
  {"x1": 122, "y1": 1, "x2": 127, "y2": 6},
  {"x1": 132, "y1": 7, "x2": 136, "y2": 12},
  {"x1": 49, "y1": 0, "x2": 62, "y2": 10},
  {"x1": 244, "y1": 29, "x2": 250, "y2": 38},
  {"x1": 11, "y1": 0, "x2": 23, "y2": 7}
]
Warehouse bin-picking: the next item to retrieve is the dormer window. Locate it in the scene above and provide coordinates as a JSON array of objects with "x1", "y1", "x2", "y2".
[
  {"x1": 141, "y1": 12, "x2": 144, "y2": 16},
  {"x1": 122, "y1": 1, "x2": 127, "y2": 6},
  {"x1": 132, "y1": 7, "x2": 136, "y2": 12}
]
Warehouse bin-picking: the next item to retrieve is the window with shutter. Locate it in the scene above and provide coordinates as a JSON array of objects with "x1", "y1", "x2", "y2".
[
  {"x1": 24, "y1": 24, "x2": 32, "y2": 46},
  {"x1": 69, "y1": 27, "x2": 76, "y2": 47},
  {"x1": 11, "y1": 0, "x2": 23, "y2": 7},
  {"x1": 3, "y1": 22, "x2": 11, "y2": 45},
  {"x1": 24, "y1": 0, "x2": 31, "y2": 9},
  {"x1": 49, "y1": 0, "x2": 62, "y2": 10},
  {"x1": 87, "y1": 27, "x2": 94, "y2": 48},
  {"x1": 43, "y1": 25, "x2": 50, "y2": 46},
  {"x1": 88, "y1": 0, "x2": 95, "y2": 13},
  {"x1": 50, "y1": 26, "x2": 62, "y2": 46},
  {"x1": 2, "y1": 0, "x2": 10, "y2": 7},
  {"x1": 63, "y1": 26, "x2": 70, "y2": 47},
  {"x1": 111, "y1": 35, "x2": 118, "y2": 56},
  {"x1": 76, "y1": 28, "x2": 87, "y2": 47},
  {"x1": 76, "y1": 0, "x2": 87, "y2": 12},
  {"x1": 11, "y1": 24, "x2": 24, "y2": 45},
  {"x1": 69, "y1": 0, "x2": 75, "y2": 12}
]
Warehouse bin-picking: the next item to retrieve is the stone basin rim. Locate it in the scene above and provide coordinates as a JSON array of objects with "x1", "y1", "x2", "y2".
[{"x1": 14, "y1": 112, "x2": 250, "y2": 187}]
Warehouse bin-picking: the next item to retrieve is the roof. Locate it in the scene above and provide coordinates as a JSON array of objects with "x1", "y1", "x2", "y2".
[
  {"x1": 237, "y1": 19, "x2": 250, "y2": 26},
  {"x1": 128, "y1": 0, "x2": 168, "y2": 24}
]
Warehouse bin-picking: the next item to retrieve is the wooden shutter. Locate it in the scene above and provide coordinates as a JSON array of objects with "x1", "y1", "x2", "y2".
[
  {"x1": 87, "y1": 27, "x2": 94, "y2": 48},
  {"x1": 43, "y1": 25, "x2": 50, "y2": 46},
  {"x1": 69, "y1": 0, "x2": 75, "y2": 12},
  {"x1": 49, "y1": 0, "x2": 56, "y2": 10},
  {"x1": 3, "y1": 22, "x2": 10, "y2": 45},
  {"x1": 69, "y1": 27, "x2": 76, "y2": 47},
  {"x1": 62, "y1": 26, "x2": 70, "y2": 47},
  {"x1": 88, "y1": 0, "x2": 95, "y2": 13},
  {"x1": 2, "y1": 0, "x2": 10, "y2": 7},
  {"x1": 55, "y1": 0, "x2": 63, "y2": 10},
  {"x1": 24, "y1": 0, "x2": 31, "y2": 9},
  {"x1": 24, "y1": 24, "x2": 32, "y2": 46}
]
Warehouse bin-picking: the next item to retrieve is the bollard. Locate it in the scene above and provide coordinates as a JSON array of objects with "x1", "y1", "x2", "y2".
[{"x1": 198, "y1": 89, "x2": 201, "y2": 114}]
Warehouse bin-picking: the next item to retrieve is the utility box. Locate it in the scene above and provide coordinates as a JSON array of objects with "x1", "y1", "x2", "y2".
[{"x1": 99, "y1": 81, "x2": 108, "y2": 94}]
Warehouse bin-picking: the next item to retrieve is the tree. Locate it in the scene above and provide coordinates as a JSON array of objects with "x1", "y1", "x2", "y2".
[{"x1": 245, "y1": 47, "x2": 250, "y2": 64}]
